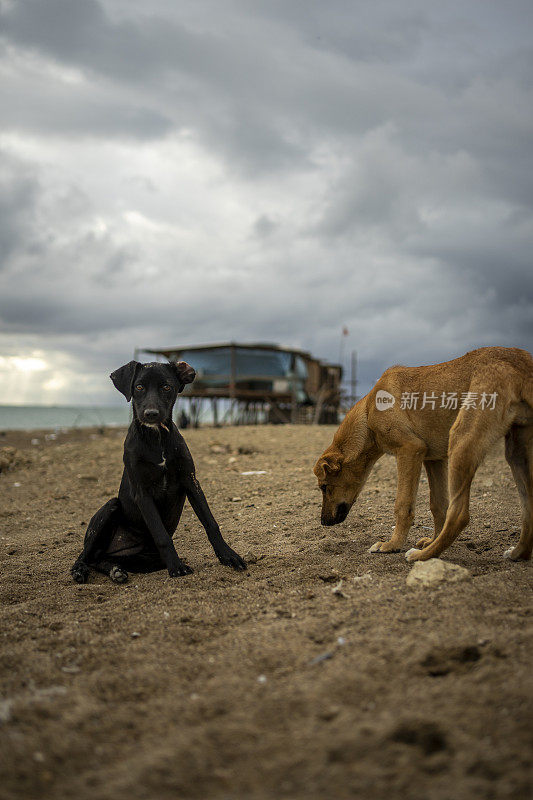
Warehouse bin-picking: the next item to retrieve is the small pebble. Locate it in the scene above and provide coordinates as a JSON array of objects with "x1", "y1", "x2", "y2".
[{"x1": 131, "y1": 631, "x2": 141, "y2": 638}]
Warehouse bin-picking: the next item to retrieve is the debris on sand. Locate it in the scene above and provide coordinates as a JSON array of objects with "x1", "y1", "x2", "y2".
[
  {"x1": 0, "y1": 447, "x2": 28, "y2": 473},
  {"x1": 240, "y1": 470, "x2": 268, "y2": 476},
  {"x1": 406, "y1": 559, "x2": 471, "y2": 588},
  {"x1": 309, "y1": 634, "x2": 347, "y2": 666},
  {"x1": 243, "y1": 551, "x2": 263, "y2": 564},
  {"x1": 420, "y1": 644, "x2": 482, "y2": 677},
  {"x1": 352, "y1": 572, "x2": 373, "y2": 587},
  {"x1": 331, "y1": 580, "x2": 348, "y2": 598},
  {"x1": 318, "y1": 571, "x2": 340, "y2": 583},
  {"x1": 0, "y1": 686, "x2": 67, "y2": 724},
  {"x1": 309, "y1": 651, "x2": 334, "y2": 665},
  {"x1": 390, "y1": 719, "x2": 449, "y2": 755},
  {"x1": 209, "y1": 442, "x2": 232, "y2": 454},
  {"x1": 238, "y1": 445, "x2": 258, "y2": 455}
]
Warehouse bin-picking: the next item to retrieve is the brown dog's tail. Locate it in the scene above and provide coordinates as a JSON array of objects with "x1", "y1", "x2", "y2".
[
  {"x1": 519, "y1": 351, "x2": 533, "y2": 410},
  {"x1": 523, "y1": 377, "x2": 533, "y2": 411}
]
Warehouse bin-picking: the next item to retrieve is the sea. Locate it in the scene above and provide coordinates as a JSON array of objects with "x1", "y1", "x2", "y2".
[{"x1": 0, "y1": 404, "x2": 131, "y2": 431}]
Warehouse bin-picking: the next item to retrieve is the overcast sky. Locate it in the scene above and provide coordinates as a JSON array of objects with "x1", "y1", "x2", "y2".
[{"x1": 0, "y1": 0, "x2": 532, "y2": 405}]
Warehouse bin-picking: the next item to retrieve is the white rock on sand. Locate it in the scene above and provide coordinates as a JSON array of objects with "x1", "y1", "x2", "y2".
[{"x1": 406, "y1": 558, "x2": 471, "y2": 588}]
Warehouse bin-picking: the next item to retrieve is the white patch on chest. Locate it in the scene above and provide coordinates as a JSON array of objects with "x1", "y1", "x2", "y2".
[{"x1": 159, "y1": 456, "x2": 166, "y2": 468}]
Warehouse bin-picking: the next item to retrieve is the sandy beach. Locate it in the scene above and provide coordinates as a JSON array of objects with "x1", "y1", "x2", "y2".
[{"x1": 0, "y1": 424, "x2": 531, "y2": 800}]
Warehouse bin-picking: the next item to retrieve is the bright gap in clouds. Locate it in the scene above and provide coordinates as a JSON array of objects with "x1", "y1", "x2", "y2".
[
  {"x1": 0, "y1": 353, "x2": 95, "y2": 406},
  {"x1": 0, "y1": 355, "x2": 47, "y2": 405},
  {"x1": 3, "y1": 356, "x2": 47, "y2": 373}
]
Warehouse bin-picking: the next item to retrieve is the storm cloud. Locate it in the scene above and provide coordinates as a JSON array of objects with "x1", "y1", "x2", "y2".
[{"x1": 0, "y1": 0, "x2": 532, "y2": 404}]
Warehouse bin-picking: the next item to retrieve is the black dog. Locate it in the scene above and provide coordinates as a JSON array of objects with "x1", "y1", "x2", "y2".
[{"x1": 71, "y1": 360, "x2": 246, "y2": 583}]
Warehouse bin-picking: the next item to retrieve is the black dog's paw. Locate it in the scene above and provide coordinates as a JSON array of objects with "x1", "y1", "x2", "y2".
[
  {"x1": 216, "y1": 546, "x2": 247, "y2": 571},
  {"x1": 71, "y1": 562, "x2": 89, "y2": 583},
  {"x1": 168, "y1": 559, "x2": 194, "y2": 577},
  {"x1": 109, "y1": 565, "x2": 128, "y2": 584}
]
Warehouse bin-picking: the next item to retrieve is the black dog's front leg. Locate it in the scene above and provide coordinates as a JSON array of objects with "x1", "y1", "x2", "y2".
[
  {"x1": 135, "y1": 493, "x2": 193, "y2": 577},
  {"x1": 183, "y1": 475, "x2": 247, "y2": 570}
]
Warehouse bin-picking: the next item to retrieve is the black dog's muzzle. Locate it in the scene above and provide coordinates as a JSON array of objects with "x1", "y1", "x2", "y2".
[{"x1": 143, "y1": 407, "x2": 160, "y2": 423}]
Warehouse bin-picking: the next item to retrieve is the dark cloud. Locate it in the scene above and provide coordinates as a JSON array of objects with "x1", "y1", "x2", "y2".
[
  {"x1": 0, "y1": 0, "x2": 531, "y2": 404},
  {"x1": 0, "y1": 152, "x2": 40, "y2": 262}
]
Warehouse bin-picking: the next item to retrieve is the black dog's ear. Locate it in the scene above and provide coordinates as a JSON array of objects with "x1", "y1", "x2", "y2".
[
  {"x1": 110, "y1": 361, "x2": 141, "y2": 401},
  {"x1": 170, "y1": 361, "x2": 196, "y2": 393}
]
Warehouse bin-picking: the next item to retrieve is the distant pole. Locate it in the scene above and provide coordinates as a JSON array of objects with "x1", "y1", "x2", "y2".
[
  {"x1": 338, "y1": 327, "x2": 348, "y2": 366},
  {"x1": 229, "y1": 343, "x2": 236, "y2": 424},
  {"x1": 339, "y1": 327, "x2": 348, "y2": 401},
  {"x1": 350, "y1": 350, "x2": 357, "y2": 406}
]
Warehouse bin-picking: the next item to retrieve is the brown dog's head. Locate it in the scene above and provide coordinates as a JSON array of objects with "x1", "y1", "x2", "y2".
[
  {"x1": 314, "y1": 442, "x2": 379, "y2": 526},
  {"x1": 314, "y1": 450, "x2": 354, "y2": 525}
]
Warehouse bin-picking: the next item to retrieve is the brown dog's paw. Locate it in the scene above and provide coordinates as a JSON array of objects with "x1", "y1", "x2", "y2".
[
  {"x1": 503, "y1": 546, "x2": 531, "y2": 561},
  {"x1": 416, "y1": 536, "x2": 434, "y2": 549},
  {"x1": 405, "y1": 548, "x2": 423, "y2": 562},
  {"x1": 369, "y1": 540, "x2": 402, "y2": 554}
]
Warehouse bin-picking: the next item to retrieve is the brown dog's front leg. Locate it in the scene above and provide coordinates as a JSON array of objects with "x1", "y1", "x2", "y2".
[{"x1": 370, "y1": 441, "x2": 426, "y2": 553}]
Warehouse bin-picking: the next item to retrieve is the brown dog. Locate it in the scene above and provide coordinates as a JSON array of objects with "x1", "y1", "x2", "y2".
[{"x1": 314, "y1": 347, "x2": 533, "y2": 562}]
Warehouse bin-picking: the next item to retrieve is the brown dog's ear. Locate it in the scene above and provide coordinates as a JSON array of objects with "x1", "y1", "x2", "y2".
[
  {"x1": 170, "y1": 360, "x2": 196, "y2": 393},
  {"x1": 314, "y1": 453, "x2": 343, "y2": 481},
  {"x1": 110, "y1": 361, "x2": 140, "y2": 401}
]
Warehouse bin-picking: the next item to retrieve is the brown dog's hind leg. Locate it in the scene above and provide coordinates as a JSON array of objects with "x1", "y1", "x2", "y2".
[
  {"x1": 407, "y1": 407, "x2": 501, "y2": 562},
  {"x1": 504, "y1": 424, "x2": 533, "y2": 561},
  {"x1": 416, "y1": 459, "x2": 449, "y2": 549},
  {"x1": 370, "y1": 438, "x2": 426, "y2": 553}
]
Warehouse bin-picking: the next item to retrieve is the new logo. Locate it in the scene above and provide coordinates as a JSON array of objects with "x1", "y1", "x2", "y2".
[{"x1": 375, "y1": 390, "x2": 395, "y2": 411}]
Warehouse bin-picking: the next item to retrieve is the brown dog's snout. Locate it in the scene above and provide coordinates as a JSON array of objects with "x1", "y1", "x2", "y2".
[{"x1": 321, "y1": 502, "x2": 349, "y2": 526}]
